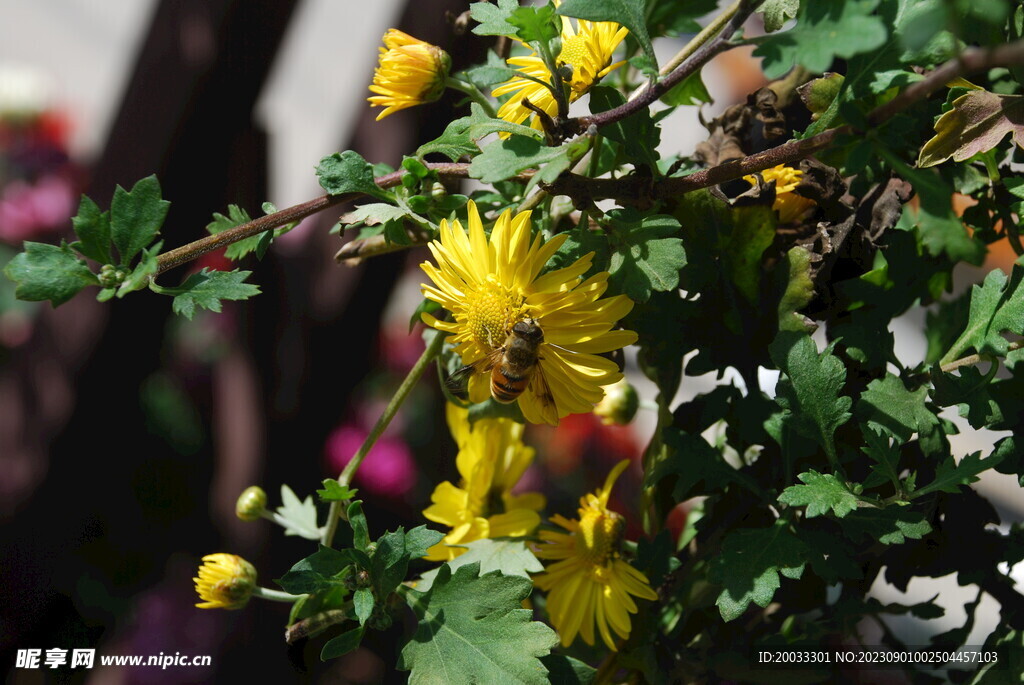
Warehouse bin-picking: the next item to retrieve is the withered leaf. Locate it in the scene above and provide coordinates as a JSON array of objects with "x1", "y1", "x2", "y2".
[{"x1": 918, "y1": 89, "x2": 1024, "y2": 168}]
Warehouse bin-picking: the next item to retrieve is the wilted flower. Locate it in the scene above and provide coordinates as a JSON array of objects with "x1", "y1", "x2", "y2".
[
  {"x1": 193, "y1": 554, "x2": 257, "y2": 610},
  {"x1": 367, "y1": 29, "x2": 451, "y2": 120}
]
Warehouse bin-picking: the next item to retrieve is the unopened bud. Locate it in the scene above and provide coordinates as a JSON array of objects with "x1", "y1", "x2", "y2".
[
  {"x1": 235, "y1": 486, "x2": 267, "y2": 521},
  {"x1": 593, "y1": 378, "x2": 639, "y2": 426}
]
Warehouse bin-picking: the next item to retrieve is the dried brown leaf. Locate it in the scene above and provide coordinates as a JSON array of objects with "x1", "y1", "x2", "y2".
[{"x1": 918, "y1": 90, "x2": 1024, "y2": 168}]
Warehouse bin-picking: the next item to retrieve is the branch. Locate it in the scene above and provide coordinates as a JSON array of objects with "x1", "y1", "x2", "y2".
[
  {"x1": 154, "y1": 163, "x2": 473, "y2": 275},
  {"x1": 572, "y1": 0, "x2": 758, "y2": 132},
  {"x1": 545, "y1": 39, "x2": 1024, "y2": 204}
]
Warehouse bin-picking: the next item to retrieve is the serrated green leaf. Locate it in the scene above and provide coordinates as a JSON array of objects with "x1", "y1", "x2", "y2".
[
  {"x1": 606, "y1": 209, "x2": 685, "y2": 303},
  {"x1": 589, "y1": 86, "x2": 661, "y2": 169},
  {"x1": 779, "y1": 470, "x2": 860, "y2": 518},
  {"x1": 841, "y1": 507, "x2": 932, "y2": 545},
  {"x1": 110, "y1": 175, "x2": 169, "y2": 264},
  {"x1": 161, "y1": 268, "x2": 260, "y2": 319},
  {"x1": 541, "y1": 655, "x2": 596, "y2": 685},
  {"x1": 941, "y1": 265, "x2": 1024, "y2": 363},
  {"x1": 321, "y1": 626, "x2": 365, "y2": 660},
  {"x1": 754, "y1": 1, "x2": 888, "y2": 79},
  {"x1": 276, "y1": 544, "x2": 362, "y2": 595},
  {"x1": 371, "y1": 526, "x2": 444, "y2": 600},
  {"x1": 4, "y1": 241, "x2": 99, "y2": 306},
  {"x1": 558, "y1": 0, "x2": 656, "y2": 73},
  {"x1": 317, "y1": 151, "x2": 387, "y2": 199},
  {"x1": 861, "y1": 426, "x2": 902, "y2": 491},
  {"x1": 911, "y1": 450, "x2": 1005, "y2": 499},
  {"x1": 348, "y1": 501, "x2": 370, "y2": 551},
  {"x1": 659, "y1": 69, "x2": 712, "y2": 107},
  {"x1": 645, "y1": 427, "x2": 747, "y2": 502},
  {"x1": 416, "y1": 539, "x2": 543, "y2": 593},
  {"x1": 317, "y1": 479, "x2": 357, "y2": 502},
  {"x1": 508, "y1": 5, "x2": 560, "y2": 44},
  {"x1": 469, "y1": 136, "x2": 586, "y2": 186},
  {"x1": 858, "y1": 373, "x2": 940, "y2": 443},
  {"x1": 69, "y1": 195, "x2": 112, "y2": 264},
  {"x1": 880, "y1": 148, "x2": 985, "y2": 265},
  {"x1": 769, "y1": 332, "x2": 853, "y2": 464},
  {"x1": 709, "y1": 521, "x2": 809, "y2": 622},
  {"x1": 117, "y1": 241, "x2": 161, "y2": 297},
  {"x1": 720, "y1": 205, "x2": 776, "y2": 305},
  {"x1": 275, "y1": 485, "x2": 322, "y2": 540},
  {"x1": 353, "y1": 588, "x2": 374, "y2": 626},
  {"x1": 398, "y1": 564, "x2": 557, "y2": 684},
  {"x1": 471, "y1": 0, "x2": 521, "y2": 36},
  {"x1": 205, "y1": 204, "x2": 278, "y2": 261},
  {"x1": 759, "y1": 0, "x2": 799, "y2": 32},
  {"x1": 777, "y1": 246, "x2": 816, "y2": 333}
]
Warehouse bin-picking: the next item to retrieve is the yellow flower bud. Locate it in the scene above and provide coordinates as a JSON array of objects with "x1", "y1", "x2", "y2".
[
  {"x1": 593, "y1": 378, "x2": 639, "y2": 426},
  {"x1": 367, "y1": 29, "x2": 451, "y2": 121},
  {"x1": 235, "y1": 485, "x2": 267, "y2": 521},
  {"x1": 193, "y1": 554, "x2": 257, "y2": 610}
]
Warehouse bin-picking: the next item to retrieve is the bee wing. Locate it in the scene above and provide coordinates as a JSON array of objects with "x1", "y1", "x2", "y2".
[
  {"x1": 445, "y1": 348, "x2": 503, "y2": 399},
  {"x1": 528, "y1": 364, "x2": 559, "y2": 425}
]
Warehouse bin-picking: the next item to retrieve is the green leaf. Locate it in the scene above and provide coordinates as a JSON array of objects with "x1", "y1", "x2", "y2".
[
  {"x1": 416, "y1": 539, "x2": 544, "y2": 592},
  {"x1": 398, "y1": 564, "x2": 557, "y2": 684},
  {"x1": 321, "y1": 626, "x2": 365, "y2": 660},
  {"x1": 4, "y1": 241, "x2": 99, "y2": 306},
  {"x1": 589, "y1": 86, "x2": 661, "y2": 169},
  {"x1": 659, "y1": 69, "x2": 712, "y2": 107},
  {"x1": 861, "y1": 426, "x2": 902, "y2": 491},
  {"x1": 776, "y1": 246, "x2": 816, "y2": 333},
  {"x1": 720, "y1": 205, "x2": 776, "y2": 305},
  {"x1": 880, "y1": 148, "x2": 985, "y2": 265},
  {"x1": 759, "y1": 0, "x2": 799, "y2": 32},
  {"x1": 353, "y1": 588, "x2": 374, "y2": 626},
  {"x1": 117, "y1": 241, "x2": 161, "y2": 296},
  {"x1": 371, "y1": 526, "x2": 444, "y2": 599},
  {"x1": 557, "y1": 0, "x2": 656, "y2": 72},
  {"x1": 69, "y1": 195, "x2": 112, "y2": 264},
  {"x1": 918, "y1": 89, "x2": 1024, "y2": 168},
  {"x1": 316, "y1": 151, "x2": 387, "y2": 199},
  {"x1": 110, "y1": 175, "x2": 169, "y2": 265},
  {"x1": 541, "y1": 655, "x2": 596, "y2": 685},
  {"x1": 275, "y1": 485, "x2": 322, "y2": 540},
  {"x1": 205, "y1": 204, "x2": 287, "y2": 261},
  {"x1": 754, "y1": 1, "x2": 888, "y2": 80},
  {"x1": 469, "y1": 136, "x2": 587, "y2": 185},
  {"x1": 645, "y1": 427, "x2": 749, "y2": 502},
  {"x1": 606, "y1": 209, "x2": 685, "y2": 303},
  {"x1": 349, "y1": 501, "x2": 370, "y2": 551},
  {"x1": 161, "y1": 269, "x2": 260, "y2": 320},
  {"x1": 317, "y1": 479, "x2": 357, "y2": 502},
  {"x1": 769, "y1": 332, "x2": 853, "y2": 465},
  {"x1": 911, "y1": 450, "x2": 1005, "y2": 499},
  {"x1": 276, "y1": 544, "x2": 362, "y2": 595},
  {"x1": 471, "y1": 0, "x2": 521, "y2": 36},
  {"x1": 839, "y1": 506, "x2": 932, "y2": 545},
  {"x1": 709, "y1": 521, "x2": 809, "y2": 622},
  {"x1": 941, "y1": 265, "x2": 1024, "y2": 362},
  {"x1": 857, "y1": 373, "x2": 940, "y2": 443},
  {"x1": 508, "y1": 5, "x2": 560, "y2": 44},
  {"x1": 779, "y1": 470, "x2": 860, "y2": 518}
]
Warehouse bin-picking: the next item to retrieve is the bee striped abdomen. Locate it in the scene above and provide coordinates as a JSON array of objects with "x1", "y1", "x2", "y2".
[{"x1": 491, "y1": 366, "x2": 530, "y2": 403}]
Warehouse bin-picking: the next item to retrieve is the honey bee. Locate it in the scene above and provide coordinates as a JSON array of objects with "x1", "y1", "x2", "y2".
[{"x1": 446, "y1": 318, "x2": 556, "y2": 412}]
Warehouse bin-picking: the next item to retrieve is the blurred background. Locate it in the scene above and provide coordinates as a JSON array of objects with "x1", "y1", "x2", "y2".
[{"x1": 1, "y1": 1, "x2": 1021, "y2": 684}]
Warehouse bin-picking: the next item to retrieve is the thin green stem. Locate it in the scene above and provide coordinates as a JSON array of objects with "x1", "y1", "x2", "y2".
[
  {"x1": 446, "y1": 76, "x2": 498, "y2": 117},
  {"x1": 252, "y1": 586, "x2": 303, "y2": 603},
  {"x1": 321, "y1": 328, "x2": 448, "y2": 547}
]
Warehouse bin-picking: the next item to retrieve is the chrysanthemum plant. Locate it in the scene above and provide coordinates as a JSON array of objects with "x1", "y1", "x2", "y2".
[{"x1": 7, "y1": 0, "x2": 1024, "y2": 680}]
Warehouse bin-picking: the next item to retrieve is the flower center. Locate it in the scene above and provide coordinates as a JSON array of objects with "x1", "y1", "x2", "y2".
[
  {"x1": 575, "y1": 506, "x2": 623, "y2": 567},
  {"x1": 465, "y1": 281, "x2": 528, "y2": 350}
]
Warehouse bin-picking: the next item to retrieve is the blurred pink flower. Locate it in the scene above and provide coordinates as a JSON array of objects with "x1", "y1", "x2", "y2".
[
  {"x1": 0, "y1": 175, "x2": 75, "y2": 242},
  {"x1": 324, "y1": 424, "x2": 416, "y2": 497}
]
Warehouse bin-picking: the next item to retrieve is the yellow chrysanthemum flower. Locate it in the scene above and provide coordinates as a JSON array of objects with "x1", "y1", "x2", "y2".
[
  {"x1": 743, "y1": 164, "x2": 816, "y2": 224},
  {"x1": 424, "y1": 404, "x2": 546, "y2": 561},
  {"x1": 419, "y1": 201, "x2": 637, "y2": 425},
  {"x1": 367, "y1": 29, "x2": 451, "y2": 121},
  {"x1": 193, "y1": 553, "x2": 257, "y2": 610},
  {"x1": 533, "y1": 460, "x2": 658, "y2": 650},
  {"x1": 492, "y1": 12, "x2": 628, "y2": 131}
]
